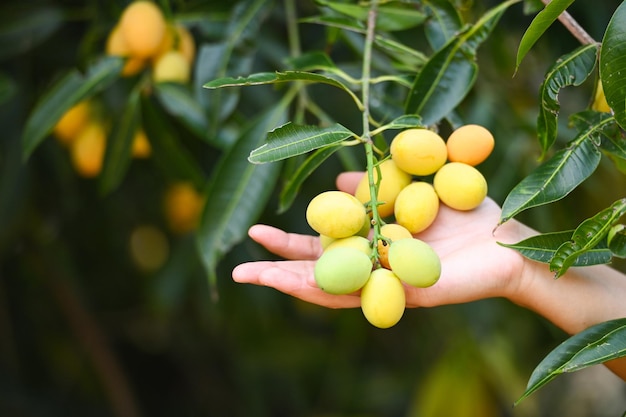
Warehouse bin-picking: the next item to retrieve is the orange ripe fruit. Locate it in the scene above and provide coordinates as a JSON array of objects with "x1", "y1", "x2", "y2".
[
  {"x1": 153, "y1": 51, "x2": 190, "y2": 83},
  {"x1": 105, "y1": 25, "x2": 146, "y2": 77},
  {"x1": 163, "y1": 182, "x2": 205, "y2": 234},
  {"x1": 70, "y1": 123, "x2": 107, "y2": 178},
  {"x1": 132, "y1": 129, "x2": 151, "y2": 158},
  {"x1": 53, "y1": 100, "x2": 91, "y2": 145},
  {"x1": 119, "y1": 1, "x2": 166, "y2": 59},
  {"x1": 446, "y1": 124, "x2": 495, "y2": 166}
]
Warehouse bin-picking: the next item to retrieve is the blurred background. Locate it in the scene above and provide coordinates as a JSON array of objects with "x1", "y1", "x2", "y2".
[{"x1": 1, "y1": 0, "x2": 626, "y2": 416}]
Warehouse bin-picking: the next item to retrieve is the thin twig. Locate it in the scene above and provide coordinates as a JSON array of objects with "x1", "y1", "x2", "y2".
[{"x1": 541, "y1": 0, "x2": 596, "y2": 45}]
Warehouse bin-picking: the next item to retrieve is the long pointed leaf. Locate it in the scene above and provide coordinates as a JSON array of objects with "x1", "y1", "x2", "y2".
[
  {"x1": 154, "y1": 82, "x2": 209, "y2": 140},
  {"x1": 516, "y1": 318, "x2": 626, "y2": 405},
  {"x1": 248, "y1": 122, "x2": 354, "y2": 164},
  {"x1": 550, "y1": 198, "x2": 626, "y2": 277},
  {"x1": 498, "y1": 230, "x2": 612, "y2": 266},
  {"x1": 22, "y1": 56, "x2": 123, "y2": 160},
  {"x1": 316, "y1": 0, "x2": 427, "y2": 32},
  {"x1": 205, "y1": 71, "x2": 363, "y2": 109},
  {"x1": 515, "y1": 0, "x2": 576, "y2": 70},
  {"x1": 405, "y1": 0, "x2": 519, "y2": 125},
  {"x1": 423, "y1": 0, "x2": 464, "y2": 52},
  {"x1": 600, "y1": 0, "x2": 626, "y2": 131},
  {"x1": 499, "y1": 116, "x2": 614, "y2": 223},
  {"x1": 142, "y1": 97, "x2": 206, "y2": 190},
  {"x1": 99, "y1": 84, "x2": 141, "y2": 195},
  {"x1": 196, "y1": 94, "x2": 292, "y2": 296},
  {"x1": 608, "y1": 224, "x2": 626, "y2": 257},
  {"x1": 537, "y1": 44, "x2": 599, "y2": 158}
]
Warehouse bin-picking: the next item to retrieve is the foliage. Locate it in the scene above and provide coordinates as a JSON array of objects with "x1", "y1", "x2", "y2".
[{"x1": 3, "y1": 0, "x2": 626, "y2": 415}]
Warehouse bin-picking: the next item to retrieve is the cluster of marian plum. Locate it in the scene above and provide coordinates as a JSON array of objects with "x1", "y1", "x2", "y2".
[{"x1": 305, "y1": 124, "x2": 495, "y2": 328}]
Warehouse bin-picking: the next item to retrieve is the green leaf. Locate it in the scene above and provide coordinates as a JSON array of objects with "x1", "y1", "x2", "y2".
[
  {"x1": 22, "y1": 56, "x2": 123, "y2": 160},
  {"x1": 99, "y1": 84, "x2": 141, "y2": 195},
  {"x1": 550, "y1": 198, "x2": 626, "y2": 277},
  {"x1": 316, "y1": 0, "x2": 427, "y2": 32},
  {"x1": 142, "y1": 97, "x2": 205, "y2": 190},
  {"x1": 537, "y1": 44, "x2": 599, "y2": 159},
  {"x1": 0, "y1": 4, "x2": 63, "y2": 60},
  {"x1": 515, "y1": 0, "x2": 576, "y2": 70},
  {"x1": 497, "y1": 230, "x2": 612, "y2": 266},
  {"x1": 499, "y1": 116, "x2": 614, "y2": 223},
  {"x1": 608, "y1": 224, "x2": 626, "y2": 258},
  {"x1": 205, "y1": 70, "x2": 363, "y2": 109},
  {"x1": 249, "y1": 122, "x2": 355, "y2": 164},
  {"x1": 404, "y1": 0, "x2": 519, "y2": 125},
  {"x1": 600, "y1": 0, "x2": 626, "y2": 131},
  {"x1": 516, "y1": 318, "x2": 626, "y2": 405},
  {"x1": 372, "y1": 115, "x2": 424, "y2": 135},
  {"x1": 423, "y1": 0, "x2": 464, "y2": 51},
  {"x1": 196, "y1": 95, "x2": 291, "y2": 296},
  {"x1": 278, "y1": 145, "x2": 342, "y2": 213},
  {"x1": 154, "y1": 82, "x2": 209, "y2": 140}
]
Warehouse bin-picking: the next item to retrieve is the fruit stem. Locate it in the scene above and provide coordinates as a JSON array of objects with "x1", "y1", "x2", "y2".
[{"x1": 361, "y1": 1, "x2": 384, "y2": 265}]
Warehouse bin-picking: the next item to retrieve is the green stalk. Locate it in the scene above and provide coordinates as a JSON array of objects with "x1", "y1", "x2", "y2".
[{"x1": 361, "y1": 1, "x2": 384, "y2": 265}]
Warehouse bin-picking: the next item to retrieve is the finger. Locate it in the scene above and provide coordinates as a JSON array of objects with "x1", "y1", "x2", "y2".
[
  {"x1": 232, "y1": 261, "x2": 362, "y2": 309},
  {"x1": 248, "y1": 224, "x2": 322, "y2": 260},
  {"x1": 336, "y1": 171, "x2": 364, "y2": 195}
]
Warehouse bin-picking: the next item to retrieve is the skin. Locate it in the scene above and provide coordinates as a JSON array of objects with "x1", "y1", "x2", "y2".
[{"x1": 232, "y1": 172, "x2": 626, "y2": 380}]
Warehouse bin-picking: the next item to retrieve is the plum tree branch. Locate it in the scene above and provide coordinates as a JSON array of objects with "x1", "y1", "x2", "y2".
[{"x1": 541, "y1": 0, "x2": 596, "y2": 45}]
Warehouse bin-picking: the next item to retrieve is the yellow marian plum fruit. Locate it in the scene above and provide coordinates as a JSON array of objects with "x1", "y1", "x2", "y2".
[
  {"x1": 388, "y1": 238, "x2": 441, "y2": 287},
  {"x1": 105, "y1": 25, "x2": 146, "y2": 77},
  {"x1": 53, "y1": 100, "x2": 91, "y2": 145},
  {"x1": 360, "y1": 268, "x2": 406, "y2": 328},
  {"x1": 129, "y1": 224, "x2": 169, "y2": 272},
  {"x1": 132, "y1": 129, "x2": 151, "y2": 158},
  {"x1": 153, "y1": 51, "x2": 191, "y2": 83},
  {"x1": 377, "y1": 223, "x2": 412, "y2": 269},
  {"x1": 354, "y1": 159, "x2": 412, "y2": 218},
  {"x1": 119, "y1": 1, "x2": 166, "y2": 59},
  {"x1": 325, "y1": 236, "x2": 371, "y2": 257},
  {"x1": 154, "y1": 24, "x2": 196, "y2": 65},
  {"x1": 394, "y1": 182, "x2": 439, "y2": 234},
  {"x1": 446, "y1": 124, "x2": 494, "y2": 166},
  {"x1": 314, "y1": 247, "x2": 372, "y2": 295},
  {"x1": 306, "y1": 191, "x2": 367, "y2": 239},
  {"x1": 433, "y1": 162, "x2": 487, "y2": 211},
  {"x1": 70, "y1": 123, "x2": 107, "y2": 178},
  {"x1": 163, "y1": 182, "x2": 205, "y2": 234},
  {"x1": 390, "y1": 129, "x2": 447, "y2": 176}
]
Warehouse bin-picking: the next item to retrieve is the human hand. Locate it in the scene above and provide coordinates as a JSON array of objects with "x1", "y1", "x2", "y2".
[{"x1": 232, "y1": 172, "x2": 535, "y2": 309}]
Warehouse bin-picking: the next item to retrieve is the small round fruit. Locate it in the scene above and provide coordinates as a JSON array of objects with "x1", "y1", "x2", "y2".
[
  {"x1": 314, "y1": 247, "x2": 372, "y2": 295},
  {"x1": 377, "y1": 223, "x2": 413, "y2": 269},
  {"x1": 354, "y1": 159, "x2": 412, "y2": 218},
  {"x1": 164, "y1": 182, "x2": 205, "y2": 234},
  {"x1": 54, "y1": 101, "x2": 91, "y2": 145},
  {"x1": 388, "y1": 238, "x2": 441, "y2": 287},
  {"x1": 153, "y1": 51, "x2": 191, "y2": 83},
  {"x1": 129, "y1": 224, "x2": 169, "y2": 272},
  {"x1": 119, "y1": 1, "x2": 166, "y2": 58},
  {"x1": 154, "y1": 24, "x2": 196, "y2": 65},
  {"x1": 70, "y1": 123, "x2": 106, "y2": 177},
  {"x1": 446, "y1": 124, "x2": 494, "y2": 166},
  {"x1": 433, "y1": 162, "x2": 487, "y2": 211},
  {"x1": 132, "y1": 129, "x2": 151, "y2": 158},
  {"x1": 105, "y1": 25, "x2": 146, "y2": 77},
  {"x1": 390, "y1": 129, "x2": 447, "y2": 176},
  {"x1": 306, "y1": 191, "x2": 367, "y2": 239},
  {"x1": 360, "y1": 268, "x2": 405, "y2": 328},
  {"x1": 394, "y1": 182, "x2": 439, "y2": 234},
  {"x1": 325, "y1": 236, "x2": 371, "y2": 256}
]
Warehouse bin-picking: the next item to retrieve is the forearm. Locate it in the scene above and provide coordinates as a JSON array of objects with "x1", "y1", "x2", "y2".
[{"x1": 510, "y1": 259, "x2": 626, "y2": 379}]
